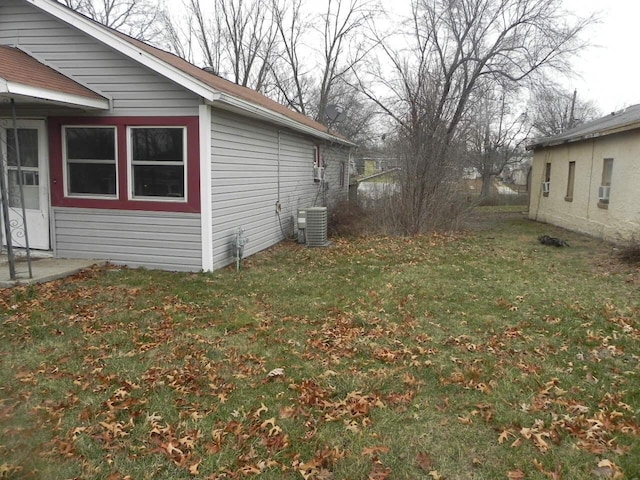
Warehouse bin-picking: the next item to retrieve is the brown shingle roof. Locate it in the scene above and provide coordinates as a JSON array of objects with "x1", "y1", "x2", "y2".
[
  {"x1": 0, "y1": 45, "x2": 106, "y2": 101},
  {"x1": 110, "y1": 31, "x2": 349, "y2": 143},
  {"x1": 528, "y1": 104, "x2": 640, "y2": 150}
]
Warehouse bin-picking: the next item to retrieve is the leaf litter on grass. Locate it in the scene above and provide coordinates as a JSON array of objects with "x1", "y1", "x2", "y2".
[{"x1": 0, "y1": 213, "x2": 639, "y2": 479}]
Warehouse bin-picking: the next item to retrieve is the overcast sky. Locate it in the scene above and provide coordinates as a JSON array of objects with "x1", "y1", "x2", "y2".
[
  {"x1": 163, "y1": 0, "x2": 634, "y2": 115},
  {"x1": 561, "y1": 0, "x2": 639, "y2": 114}
]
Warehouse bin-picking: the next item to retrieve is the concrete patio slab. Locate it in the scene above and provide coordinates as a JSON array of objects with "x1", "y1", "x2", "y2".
[{"x1": 0, "y1": 256, "x2": 105, "y2": 287}]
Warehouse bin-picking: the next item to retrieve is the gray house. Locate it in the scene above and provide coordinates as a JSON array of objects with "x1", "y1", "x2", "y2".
[{"x1": 0, "y1": 0, "x2": 354, "y2": 271}]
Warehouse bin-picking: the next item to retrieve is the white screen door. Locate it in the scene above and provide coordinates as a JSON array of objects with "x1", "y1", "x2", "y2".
[{"x1": 1, "y1": 119, "x2": 50, "y2": 250}]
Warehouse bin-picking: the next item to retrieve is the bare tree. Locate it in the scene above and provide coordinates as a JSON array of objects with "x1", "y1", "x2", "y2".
[
  {"x1": 270, "y1": 0, "x2": 311, "y2": 115},
  {"x1": 314, "y1": 0, "x2": 379, "y2": 125},
  {"x1": 529, "y1": 82, "x2": 600, "y2": 137},
  {"x1": 58, "y1": 0, "x2": 161, "y2": 41},
  {"x1": 466, "y1": 85, "x2": 531, "y2": 198},
  {"x1": 159, "y1": 8, "x2": 197, "y2": 63},
  {"x1": 163, "y1": 0, "x2": 279, "y2": 92},
  {"x1": 158, "y1": 0, "x2": 379, "y2": 141},
  {"x1": 218, "y1": 0, "x2": 279, "y2": 90},
  {"x1": 270, "y1": 0, "x2": 381, "y2": 136},
  {"x1": 357, "y1": 0, "x2": 593, "y2": 234},
  {"x1": 322, "y1": 76, "x2": 379, "y2": 144}
]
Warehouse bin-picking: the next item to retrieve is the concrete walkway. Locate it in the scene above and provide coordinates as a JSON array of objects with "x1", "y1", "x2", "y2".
[{"x1": 0, "y1": 254, "x2": 104, "y2": 287}]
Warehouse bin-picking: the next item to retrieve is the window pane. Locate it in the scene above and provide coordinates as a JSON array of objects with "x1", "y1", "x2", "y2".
[
  {"x1": 133, "y1": 165, "x2": 184, "y2": 197},
  {"x1": 68, "y1": 163, "x2": 116, "y2": 195},
  {"x1": 66, "y1": 128, "x2": 115, "y2": 160},
  {"x1": 131, "y1": 128, "x2": 183, "y2": 161},
  {"x1": 602, "y1": 158, "x2": 613, "y2": 186},
  {"x1": 7, "y1": 129, "x2": 38, "y2": 167},
  {"x1": 8, "y1": 170, "x2": 39, "y2": 209}
]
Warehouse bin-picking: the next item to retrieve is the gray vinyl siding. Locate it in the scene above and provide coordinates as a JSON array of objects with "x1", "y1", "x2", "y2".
[
  {"x1": 53, "y1": 208, "x2": 202, "y2": 271},
  {"x1": 0, "y1": 0, "x2": 201, "y2": 116},
  {"x1": 210, "y1": 109, "x2": 349, "y2": 269}
]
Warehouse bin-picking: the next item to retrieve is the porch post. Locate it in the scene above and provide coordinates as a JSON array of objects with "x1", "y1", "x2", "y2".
[
  {"x1": 0, "y1": 140, "x2": 16, "y2": 279},
  {"x1": 10, "y1": 99, "x2": 33, "y2": 278}
]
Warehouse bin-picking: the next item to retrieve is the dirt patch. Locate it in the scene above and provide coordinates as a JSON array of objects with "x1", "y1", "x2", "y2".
[{"x1": 590, "y1": 248, "x2": 640, "y2": 287}]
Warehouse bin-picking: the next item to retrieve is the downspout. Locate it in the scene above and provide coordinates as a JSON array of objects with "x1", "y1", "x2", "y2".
[
  {"x1": 275, "y1": 131, "x2": 285, "y2": 238},
  {"x1": 277, "y1": 131, "x2": 281, "y2": 207}
]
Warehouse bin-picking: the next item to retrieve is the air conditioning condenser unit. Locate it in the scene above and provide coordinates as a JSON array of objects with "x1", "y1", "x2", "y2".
[{"x1": 304, "y1": 207, "x2": 329, "y2": 247}]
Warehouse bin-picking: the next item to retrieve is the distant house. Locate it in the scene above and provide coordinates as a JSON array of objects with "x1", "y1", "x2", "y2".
[
  {"x1": 0, "y1": 0, "x2": 354, "y2": 271},
  {"x1": 527, "y1": 105, "x2": 640, "y2": 242}
]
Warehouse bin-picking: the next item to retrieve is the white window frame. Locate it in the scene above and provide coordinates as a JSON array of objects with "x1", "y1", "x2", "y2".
[
  {"x1": 313, "y1": 144, "x2": 324, "y2": 182},
  {"x1": 62, "y1": 125, "x2": 118, "y2": 199},
  {"x1": 127, "y1": 126, "x2": 187, "y2": 202}
]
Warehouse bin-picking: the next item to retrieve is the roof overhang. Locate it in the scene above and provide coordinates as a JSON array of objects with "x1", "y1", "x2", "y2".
[
  {"x1": 0, "y1": 77, "x2": 109, "y2": 110},
  {"x1": 209, "y1": 92, "x2": 357, "y2": 147},
  {"x1": 528, "y1": 121, "x2": 640, "y2": 150}
]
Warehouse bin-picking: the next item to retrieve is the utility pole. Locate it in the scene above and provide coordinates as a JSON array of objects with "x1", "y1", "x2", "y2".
[{"x1": 568, "y1": 89, "x2": 577, "y2": 130}]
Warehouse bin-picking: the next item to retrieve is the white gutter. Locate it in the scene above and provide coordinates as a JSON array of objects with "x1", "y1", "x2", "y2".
[{"x1": 0, "y1": 80, "x2": 110, "y2": 110}]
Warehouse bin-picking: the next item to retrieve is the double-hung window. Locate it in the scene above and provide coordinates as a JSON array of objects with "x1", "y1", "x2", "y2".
[
  {"x1": 129, "y1": 127, "x2": 186, "y2": 200},
  {"x1": 64, "y1": 127, "x2": 117, "y2": 197}
]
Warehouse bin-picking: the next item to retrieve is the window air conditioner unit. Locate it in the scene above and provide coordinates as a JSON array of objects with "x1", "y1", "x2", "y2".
[
  {"x1": 542, "y1": 181, "x2": 550, "y2": 194},
  {"x1": 313, "y1": 165, "x2": 324, "y2": 182},
  {"x1": 598, "y1": 185, "x2": 611, "y2": 201}
]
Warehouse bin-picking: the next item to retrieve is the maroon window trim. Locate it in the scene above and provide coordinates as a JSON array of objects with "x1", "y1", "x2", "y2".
[{"x1": 49, "y1": 116, "x2": 200, "y2": 213}]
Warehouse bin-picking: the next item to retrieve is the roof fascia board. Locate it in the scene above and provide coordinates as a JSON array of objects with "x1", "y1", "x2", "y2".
[
  {"x1": 25, "y1": 0, "x2": 216, "y2": 102},
  {"x1": 209, "y1": 93, "x2": 356, "y2": 147},
  {"x1": 2, "y1": 80, "x2": 110, "y2": 109},
  {"x1": 529, "y1": 122, "x2": 640, "y2": 150}
]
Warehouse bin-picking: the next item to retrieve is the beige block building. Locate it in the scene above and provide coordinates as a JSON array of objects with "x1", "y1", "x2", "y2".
[{"x1": 528, "y1": 105, "x2": 640, "y2": 243}]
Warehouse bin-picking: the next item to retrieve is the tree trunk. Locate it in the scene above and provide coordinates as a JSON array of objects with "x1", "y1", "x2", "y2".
[{"x1": 480, "y1": 174, "x2": 493, "y2": 198}]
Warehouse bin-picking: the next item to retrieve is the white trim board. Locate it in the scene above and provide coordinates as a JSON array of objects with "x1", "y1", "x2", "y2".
[
  {"x1": 0, "y1": 80, "x2": 109, "y2": 110},
  {"x1": 199, "y1": 104, "x2": 213, "y2": 272}
]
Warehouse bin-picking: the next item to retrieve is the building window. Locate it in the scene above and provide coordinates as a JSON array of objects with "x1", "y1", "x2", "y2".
[
  {"x1": 313, "y1": 144, "x2": 323, "y2": 182},
  {"x1": 129, "y1": 127, "x2": 186, "y2": 199},
  {"x1": 64, "y1": 127, "x2": 117, "y2": 197},
  {"x1": 542, "y1": 162, "x2": 551, "y2": 196},
  {"x1": 340, "y1": 161, "x2": 345, "y2": 187},
  {"x1": 565, "y1": 161, "x2": 575, "y2": 202},
  {"x1": 598, "y1": 158, "x2": 613, "y2": 208}
]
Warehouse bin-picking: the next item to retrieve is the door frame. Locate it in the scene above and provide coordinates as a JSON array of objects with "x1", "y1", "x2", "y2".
[{"x1": 0, "y1": 118, "x2": 51, "y2": 250}]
